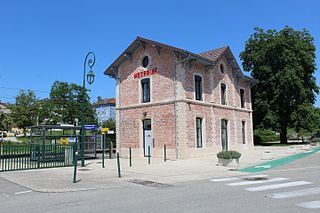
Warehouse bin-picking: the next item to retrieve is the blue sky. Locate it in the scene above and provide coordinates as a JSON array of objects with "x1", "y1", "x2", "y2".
[{"x1": 0, "y1": 0, "x2": 319, "y2": 106}]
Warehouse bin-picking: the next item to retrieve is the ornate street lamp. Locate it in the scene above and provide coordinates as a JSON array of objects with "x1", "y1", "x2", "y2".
[{"x1": 81, "y1": 52, "x2": 95, "y2": 167}]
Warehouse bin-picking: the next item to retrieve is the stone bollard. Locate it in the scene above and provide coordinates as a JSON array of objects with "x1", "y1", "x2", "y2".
[
  {"x1": 287, "y1": 146, "x2": 297, "y2": 154},
  {"x1": 261, "y1": 151, "x2": 273, "y2": 160},
  {"x1": 301, "y1": 145, "x2": 310, "y2": 151}
]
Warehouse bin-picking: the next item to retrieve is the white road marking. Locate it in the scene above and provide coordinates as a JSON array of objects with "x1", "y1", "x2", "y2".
[
  {"x1": 0, "y1": 194, "x2": 10, "y2": 197},
  {"x1": 245, "y1": 181, "x2": 312, "y2": 192},
  {"x1": 269, "y1": 187, "x2": 320, "y2": 199},
  {"x1": 254, "y1": 165, "x2": 271, "y2": 169},
  {"x1": 210, "y1": 177, "x2": 240, "y2": 182},
  {"x1": 14, "y1": 190, "x2": 32, "y2": 195},
  {"x1": 228, "y1": 177, "x2": 288, "y2": 186},
  {"x1": 297, "y1": 200, "x2": 320, "y2": 209},
  {"x1": 210, "y1": 175, "x2": 269, "y2": 182}
]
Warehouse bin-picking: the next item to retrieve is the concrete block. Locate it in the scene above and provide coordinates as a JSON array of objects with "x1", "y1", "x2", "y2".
[{"x1": 261, "y1": 151, "x2": 273, "y2": 160}]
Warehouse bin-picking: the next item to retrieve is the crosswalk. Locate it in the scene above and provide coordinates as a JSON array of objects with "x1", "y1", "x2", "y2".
[{"x1": 210, "y1": 175, "x2": 320, "y2": 210}]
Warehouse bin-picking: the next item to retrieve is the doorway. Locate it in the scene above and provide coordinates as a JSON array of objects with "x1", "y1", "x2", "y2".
[
  {"x1": 143, "y1": 119, "x2": 152, "y2": 157},
  {"x1": 221, "y1": 119, "x2": 228, "y2": 151}
]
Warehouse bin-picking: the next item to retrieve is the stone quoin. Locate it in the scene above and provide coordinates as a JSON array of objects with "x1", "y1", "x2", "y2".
[{"x1": 104, "y1": 37, "x2": 256, "y2": 159}]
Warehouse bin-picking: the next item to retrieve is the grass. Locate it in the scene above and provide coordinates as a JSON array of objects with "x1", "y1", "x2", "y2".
[{"x1": 257, "y1": 141, "x2": 310, "y2": 147}]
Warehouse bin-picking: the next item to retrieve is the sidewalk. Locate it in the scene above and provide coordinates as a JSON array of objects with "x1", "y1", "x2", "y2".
[{"x1": 0, "y1": 144, "x2": 316, "y2": 193}]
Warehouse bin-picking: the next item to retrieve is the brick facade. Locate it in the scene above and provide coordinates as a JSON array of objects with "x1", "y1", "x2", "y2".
[{"x1": 105, "y1": 37, "x2": 254, "y2": 159}]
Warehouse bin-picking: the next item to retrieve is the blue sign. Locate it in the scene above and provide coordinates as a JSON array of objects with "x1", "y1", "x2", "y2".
[{"x1": 84, "y1": 124, "x2": 96, "y2": 130}]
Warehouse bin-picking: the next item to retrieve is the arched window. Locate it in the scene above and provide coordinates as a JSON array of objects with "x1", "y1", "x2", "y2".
[{"x1": 142, "y1": 56, "x2": 149, "y2": 68}]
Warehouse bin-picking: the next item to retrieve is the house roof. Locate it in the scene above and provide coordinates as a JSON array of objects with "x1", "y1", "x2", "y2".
[
  {"x1": 198, "y1": 46, "x2": 229, "y2": 62},
  {"x1": 104, "y1": 36, "x2": 255, "y2": 84},
  {"x1": 94, "y1": 98, "x2": 116, "y2": 107}
]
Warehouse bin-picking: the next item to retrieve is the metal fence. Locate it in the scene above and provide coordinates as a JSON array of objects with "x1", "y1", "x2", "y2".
[{"x1": 0, "y1": 144, "x2": 75, "y2": 172}]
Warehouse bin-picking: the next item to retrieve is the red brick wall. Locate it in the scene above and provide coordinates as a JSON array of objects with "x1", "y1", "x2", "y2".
[{"x1": 115, "y1": 42, "x2": 254, "y2": 158}]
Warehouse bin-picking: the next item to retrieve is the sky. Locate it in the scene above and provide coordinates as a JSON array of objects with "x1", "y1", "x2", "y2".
[{"x1": 0, "y1": 0, "x2": 320, "y2": 106}]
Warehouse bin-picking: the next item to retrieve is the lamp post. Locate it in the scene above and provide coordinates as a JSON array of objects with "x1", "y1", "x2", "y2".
[{"x1": 81, "y1": 52, "x2": 95, "y2": 167}]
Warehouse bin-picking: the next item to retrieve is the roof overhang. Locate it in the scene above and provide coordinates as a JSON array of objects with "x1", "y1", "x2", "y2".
[{"x1": 104, "y1": 37, "x2": 215, "y2": 78}]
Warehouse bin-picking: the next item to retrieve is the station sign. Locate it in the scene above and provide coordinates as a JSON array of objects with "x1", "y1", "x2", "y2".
[
  {"x1": 84, "y1": 124, "x2": 96, "y2": 130},
  {"x1": 134, "y1": 68, "x2": 157, "y2": 79},
  {"x1": 101, "y1": 128, "x2": 109, "y2": 134}
]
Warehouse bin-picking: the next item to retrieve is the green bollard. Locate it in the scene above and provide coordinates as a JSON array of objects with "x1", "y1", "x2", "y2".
[
  {"x1": 73, "y1": 143, "x2": 77, "y2": 183},
  {"x1": 129, "y1": 147, "x2": 132, "y2": 167},
  {"x1": 164, "y1": 144, "x2": 166, "y2": 162},
  {"x1": 102, "y1": 134, "x2": 105, "y2": 168},
  {"x1": 148, "y1": 146, "x2": 150, "y2": 164},
  {"x1": 117, "y1": 152, "x2": 121, "y2": 178}
]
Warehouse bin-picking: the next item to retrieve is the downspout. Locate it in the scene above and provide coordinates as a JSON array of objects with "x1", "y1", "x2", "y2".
[{"x1": 173, "y1": 53, "x2": 192, "y2": 160}]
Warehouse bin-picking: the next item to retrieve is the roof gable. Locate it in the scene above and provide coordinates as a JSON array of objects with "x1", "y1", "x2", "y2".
[
  {"x1": 198, "y1": 46, "x2": 229, "y2": 62},
  {"x1": 103, "y1": 37, "x2": 255, "y2": 84}
]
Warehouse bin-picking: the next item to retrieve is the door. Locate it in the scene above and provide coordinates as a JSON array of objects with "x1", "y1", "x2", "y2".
[
  {"x1": 143, "y1": 119, "x2": 152, "y2": 156},
  {"x1": 221, "y1": 119, "x2": 228, "y2": 151}
]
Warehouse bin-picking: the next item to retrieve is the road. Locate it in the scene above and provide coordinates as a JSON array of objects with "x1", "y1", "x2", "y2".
[{"x1": 1, "y1": 153, "x2": 320, "y2": 213}]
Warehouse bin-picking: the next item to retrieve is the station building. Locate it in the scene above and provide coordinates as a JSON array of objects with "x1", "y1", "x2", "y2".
[{"x1": 104, "y1": 37, "x2": 255, "y2": 159}]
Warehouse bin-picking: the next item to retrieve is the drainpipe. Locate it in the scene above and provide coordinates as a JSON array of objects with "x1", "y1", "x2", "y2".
[{"x1": 173, "y1": 53, "x2": 192, "y2": 160}]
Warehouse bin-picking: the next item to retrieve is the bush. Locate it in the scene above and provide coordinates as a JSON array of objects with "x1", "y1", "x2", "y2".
[
  {"x1": 254, "y1": 128, "x2": 279, "y2": 144},
  {"x1": 217, "y1": 150, "x2": 241, "y2": 159}
]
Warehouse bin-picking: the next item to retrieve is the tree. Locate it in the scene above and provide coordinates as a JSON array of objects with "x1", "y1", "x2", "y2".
[
  {"x1": 102, "y1": 118, "x2": 115, "y2": 130},
  {"x1": 240, "y1": 26, "x2": 319, "y2": 143},
  {"x1": 49, "y1": 81, "x2": 96, "y2": 125},
  {"x1": 10, "y1": 90, "x2": 38, "y2": 135},
  {"x1": 97, "y1": 96, "x2": 103, "y2": 102},
  {"x1": 34, "y1": 98, "x2": 53, "y2": 124},
  {"x1": 0, "y1": 112, "x2": 12, "y2": 131}
]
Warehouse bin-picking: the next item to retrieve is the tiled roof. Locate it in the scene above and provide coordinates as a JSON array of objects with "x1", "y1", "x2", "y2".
[
  {"x1": 94, "y1": 98, "x2": 116, "y2": 106},
  {"x1": 198, "y1": 46, "x2": 229, "y2": 62}
]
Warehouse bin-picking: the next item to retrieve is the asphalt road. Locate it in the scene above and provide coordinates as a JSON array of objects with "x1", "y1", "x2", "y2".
[{"x1": 1, "y1": 152, "x2": 320, "y2": 213}]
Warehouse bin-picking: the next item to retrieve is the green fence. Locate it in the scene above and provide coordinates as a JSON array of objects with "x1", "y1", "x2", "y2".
[{"x1": 0, "y1": 144, "x2": 75, "y2": 172}]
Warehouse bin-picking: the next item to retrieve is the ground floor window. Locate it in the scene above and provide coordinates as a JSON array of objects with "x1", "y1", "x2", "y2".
[
  {"x1": 221, "y1": 119, "x2": 228, "y2": 150},
  {"x1": 242, "y1": 121, "x2": 246, "y2": 144},
  {"x1": 196, "y1": 117, "x2": 203, "y2": 148}
]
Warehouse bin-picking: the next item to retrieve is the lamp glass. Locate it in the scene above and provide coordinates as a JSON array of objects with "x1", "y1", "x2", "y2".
[{"x1": 87, "y1": 70, "x2": 95, "y2": 85}]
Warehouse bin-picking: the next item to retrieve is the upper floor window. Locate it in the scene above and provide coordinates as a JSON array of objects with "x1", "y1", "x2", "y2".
[
  {"x1": 240, "y1": 89, "x2": 245, "y2": 108},
  {"x1": 221, "y1": 83, "x2": 226, "y2": 105},
  {"x1": 195, "y1": 75, "x2": 202, "y2": 101},
  {"x1": 141, "y1": 78, "x2": 150, "y2": 103},
  {"x1": 220, "y1": 63, "x2": 225, "y2": 74},
  {"x1": 142, "y1": 56, "x2": 149, "y2": 68}
]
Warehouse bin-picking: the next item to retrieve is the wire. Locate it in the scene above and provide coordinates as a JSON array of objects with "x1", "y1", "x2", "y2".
[{"x1": 0, "y1": 86, "x2": 49, "y2": 93}]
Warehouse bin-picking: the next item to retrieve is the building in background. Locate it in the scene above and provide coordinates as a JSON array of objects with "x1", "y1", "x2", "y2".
[
  {"x1": 94, "y1": 98, "x2": 116, "y2": 125},
  {"x1": 0, "y1": 102, "x2": 11, "y2": 114},
  {"x1": 104, "y1": 37, "x2": 255, "y2": 159}
]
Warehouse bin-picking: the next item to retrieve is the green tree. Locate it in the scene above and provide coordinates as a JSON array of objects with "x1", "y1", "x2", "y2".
[
  {"x1": 102, "y1": 118, "x2": 115, "y2": 130},
  {"x1": 10, "y1": 90, "x2": 38, "y2": 135},
  {"x1": 49, "y1": 81, "x2": 96, "y2": 125},
  {"x1": 97, "y1": 96, "x2": 103, "y2": 102},
  {"x1": 34, "y1": 98, "x2": 53, "y2": 124},
  {"x1": 0, "y1": 112, "x2": 12, "y2": 131},
  {"x1": 240, "y1": 26, "x2": 319, "y2": 143}
]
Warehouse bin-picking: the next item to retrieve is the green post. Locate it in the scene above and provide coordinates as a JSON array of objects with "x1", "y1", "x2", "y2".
[
  {"x1": 164, "y1": 144, "x2": 166, "y2": 162},
  {"x1": 102, "y1": 134, "x2": 105, "y2": 168},
  {"x1": 129, "y1": 147, "x2": 132, "y2": 167},
  {"x1": 73, "y1": 143, "x2": 77, "y2": 183},
  {"x1": 148, "y1": 146, "x2": 150, "y2": 165},
  {"x1": 117, "y1": 152, "x2": 121, "y2": 178},
  {"x1": 37, "y1": 145, "x2": 40, "y2": 169},
  {"x1": 81, "y1": 52, "x2": 96, "y2": 167}
]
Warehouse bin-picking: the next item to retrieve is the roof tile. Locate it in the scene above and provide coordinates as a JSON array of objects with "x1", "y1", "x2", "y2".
[{"x1": 197, "y1": 46, "x2": 229, "y2": 62}]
